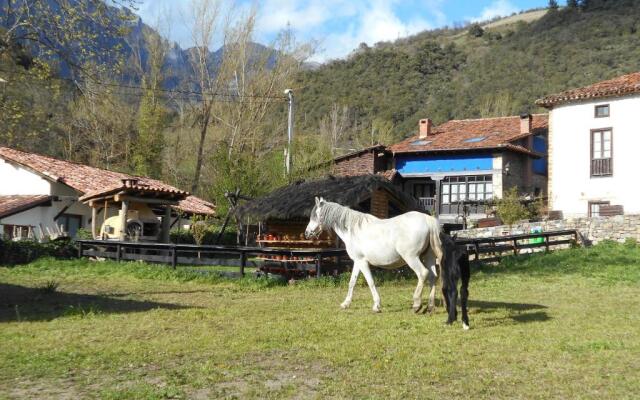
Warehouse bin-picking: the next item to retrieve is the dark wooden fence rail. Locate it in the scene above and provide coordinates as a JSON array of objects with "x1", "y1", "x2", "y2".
[
  {"x1": 77, "y1": 229, "x2": 579, "y2": 276},
  {"x1": 454, "y1": 229, "x2": 579, "y2": 263},
  {"x1": 76, "y1": 240, "x2": 348, "y2": 277}
]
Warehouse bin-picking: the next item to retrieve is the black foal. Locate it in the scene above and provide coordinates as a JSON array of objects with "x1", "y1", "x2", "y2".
[{"x1": 440, "y1": 233, "x2": 470, "y2": 330}]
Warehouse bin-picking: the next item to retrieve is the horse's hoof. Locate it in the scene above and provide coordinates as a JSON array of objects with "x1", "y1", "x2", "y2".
[
  {"x1": 413, "y1": 304, "x2": 423, "y2": 313},
  {"x1": 462, "y1": 322, "x2": 470, "y2": 331},
  {"x1": 372, "y1": 305, "x2": 382, "y2": 313},
  {"x1": 426, "y1": 306, "x2": 434, "y2": 314},
  {"x1": 340, "y1": 302, "x2": 350, "y2": 309}
]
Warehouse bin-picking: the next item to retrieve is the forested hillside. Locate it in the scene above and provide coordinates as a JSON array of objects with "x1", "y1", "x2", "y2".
[
  {"x1": 2, "y1": 0, "x2": 640, "y2": 214},
  {"x1": 296, "y1": 0, "x2": 640, "y2": 141}
]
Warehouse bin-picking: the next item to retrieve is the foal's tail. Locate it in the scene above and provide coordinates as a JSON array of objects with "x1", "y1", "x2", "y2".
[{"x1": 460, "y1": 251, "x2": 471, "y2": 330}]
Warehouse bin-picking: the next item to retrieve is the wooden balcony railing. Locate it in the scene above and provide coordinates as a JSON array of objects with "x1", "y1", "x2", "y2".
[
  {"x1": 418, "y1": 197, "x2": 436, "y2": 213},
  {"x1": 591, "y1": 158, "x2": 612, "y2": 176}
]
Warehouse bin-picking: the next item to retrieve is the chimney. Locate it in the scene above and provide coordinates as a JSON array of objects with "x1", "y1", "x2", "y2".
[
  {"x1": 122, "y1": 178, "x2": 139, "y2": 188},
  {"x1": 419, "y1": 118, "x2": 432, "y2": 139},
  {"x1": 520, "y1": 113, "x2": 532, "y2": 134}
]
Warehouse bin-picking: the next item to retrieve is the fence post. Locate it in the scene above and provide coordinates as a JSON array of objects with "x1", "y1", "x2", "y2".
[
  {"x1": 315, "y1": 253, "x2": 322, "y2": 277},
  {"x1": 171, "y1": 245, "x2": 178, "y2": 269},
  {"x1": 77, "y1": 241, "x2": 83, "y2": 258},
  {"x1": 544, "y1": 234, "x2": 550, "y2": 252},
  {"x1": 116, "y1": 243, "x2": 121, "y2": 262},
  {"x1": 513, "y1": 239, "x2": 518, "y2": 256},
  {"x1": 240, "y1": 251, "x2": 247, "y2": 277}
]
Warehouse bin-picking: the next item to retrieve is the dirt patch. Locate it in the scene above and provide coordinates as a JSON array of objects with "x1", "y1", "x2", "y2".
[{"x1": 188, "y1": 350, "x2": 333, "y2": 399}]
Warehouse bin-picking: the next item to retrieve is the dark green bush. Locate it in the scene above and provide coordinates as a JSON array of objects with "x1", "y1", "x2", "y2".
[
  {"x1": 0, "y1": 237, "x2": 78, "y2": 266},
  {"x1": 170, "y1": 228, "x2": 237, "y2": 245}
]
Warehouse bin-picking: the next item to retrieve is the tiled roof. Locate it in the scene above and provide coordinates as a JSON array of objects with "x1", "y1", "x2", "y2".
[
  {"x1": 333, "y1": 144, "x2": 386, "y2": 162},
  {"x1": 536, "y1": 72, "x2": 640, "y2": 107},
  {"x1": 0, "y1": 195, "x2": 52, "y2": 219},
  {"x1": 0, "y1": 147, "x2": 215, "y2": 216},
  {"x1": 389, "y1": 114, "x2": 547, "y2": 156}
]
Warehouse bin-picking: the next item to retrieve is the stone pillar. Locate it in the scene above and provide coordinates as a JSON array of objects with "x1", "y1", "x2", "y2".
[{"x1": 118, "y1": 200, "x2": 129, "y2": 241}]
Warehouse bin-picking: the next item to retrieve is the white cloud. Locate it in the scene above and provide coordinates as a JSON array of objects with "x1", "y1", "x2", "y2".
[
  {"x1": 471, "y1": 0, "x2": 519, "y2": 23},
  {"x1": 302, "y1": 0, "x2": 432, "y2": 61}
]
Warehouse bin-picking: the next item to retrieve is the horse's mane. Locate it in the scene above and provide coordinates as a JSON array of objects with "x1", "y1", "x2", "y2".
[{"x1": 318, "y1": 201, "x2": 374, "y2": 233}]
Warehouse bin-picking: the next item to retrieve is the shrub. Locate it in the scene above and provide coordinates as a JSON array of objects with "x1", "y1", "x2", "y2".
[
  {"x1": 495, "y1": 187, "x2": 531, "y2": 226},
  {"x1": 0, "y1": 237, "x2": 78, "y2": 266},
  {"x1": 468, "y1": 23, "x2": 484, "y2": 37}
]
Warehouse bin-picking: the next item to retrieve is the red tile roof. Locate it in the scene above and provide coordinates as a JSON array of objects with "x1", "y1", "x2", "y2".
[
  {"x1": 0, "y1": 147, "x2": 215, "y2": 216},
  {"x1": 0, "y1": 195, "x2": 52, "y2": 219},
  {"x1": 536, "y1": 72, "x2": 640, "y2": 107},
  {"x1": 389, "y1": 114, "x2": 548, "y2": 155}
]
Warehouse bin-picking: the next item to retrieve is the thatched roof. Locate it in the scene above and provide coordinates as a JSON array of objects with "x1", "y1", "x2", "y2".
[{"x1": 236, "y1": 174, "x2": 419, "y2": 222}]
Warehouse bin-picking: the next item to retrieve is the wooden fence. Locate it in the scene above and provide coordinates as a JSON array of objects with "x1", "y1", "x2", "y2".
[
  {"x1": 77, "y1": 229, "x2": 579, "y2": 276},
  {"x1": 454, "y1": 229, "x2": 579, "y2": 263},
  {"x1": 76, "y1": 240, "x2": 347, "y2": 277}
]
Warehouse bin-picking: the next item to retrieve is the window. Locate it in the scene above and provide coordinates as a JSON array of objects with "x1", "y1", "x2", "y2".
[
  {"x1": 441, "y1": 175, "x2": 492, "y2": 204},
  {"x1": 463, "y1": 136, "x2": 486, "y2": 143},
  {"x1": 590, "y1": 129, "x2": 613, "y2": 177},
  {"x1": 58, "y1": 214, "x2": 82, "y2": 237},
  {"x1": 2, "y1": 224, "x2": 33, "y2": 240},
  {"x1": 410, "y1": 140, "x2": 431, "y2": 146},
  {"x1": 589, "y1": 201, "x2": 610, "y2": 217},
  {"x1": 594, "y1": 104, "x2": 610, "y2": 118},
  {"x1": 413, "y1": 183, "x2": 429, "y2": 198}
]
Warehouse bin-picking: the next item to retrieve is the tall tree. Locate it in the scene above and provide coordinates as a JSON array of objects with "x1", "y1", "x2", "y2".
[{"x1": 548, "y1": 0, "x2": 559, "y2": 10}]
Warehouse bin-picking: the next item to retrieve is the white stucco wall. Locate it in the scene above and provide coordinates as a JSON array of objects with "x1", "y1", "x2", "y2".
[
  {"x1": 0, "y1": 159, "x2": 51, "y2": 195},
  {"x1": 549, "y1": 94, "x2": 640, "y2": 217}
]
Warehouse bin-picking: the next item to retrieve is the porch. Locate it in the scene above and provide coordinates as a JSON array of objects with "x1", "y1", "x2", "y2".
[{"x1": 402, "y1": 174, "x2": 494, "y2": 220}]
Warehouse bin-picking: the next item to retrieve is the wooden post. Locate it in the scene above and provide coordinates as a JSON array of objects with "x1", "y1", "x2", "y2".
[
  {"x1": 240, "y1": 251, "x2": 247, "y2": 277},
  {"x1": 513, "y1": 239, "x2": 518, "y2": 255},
  {"x1": 118, "y1": 200, "x2": 129, "y2": 241},
  {"x1": 433, "y1": 178, "x2": 441, "y2": 217},
  {"x1": 91, "y1": 206, "x2": 98, "y2": 239},
  {"x1": 161, "y1": 206, "x2": 171, "y2": 243},
  {"x1": 544, "y1": 234, "x2": 550, "y2": 252},
  {"x1": 315, "y1": 253, "x2": 322, "y2": 277},
  {"x1": 116, "y1": 243, "x2": 121, "y2": 262},
  {"x1": 77, "y1": 241, "x2": 83, "y2": 258},
  {"x1": 171, "y1": 245, "x2": 178, "y2": 269}
]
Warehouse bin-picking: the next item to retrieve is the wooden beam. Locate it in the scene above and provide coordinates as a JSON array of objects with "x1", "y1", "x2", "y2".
[
  {"x1": 161, "y1": 206, "x2": 171, "y2": 243},
  {"x1": 119, "y1": 200, "x2": 129, "y2": 241},
  {"x1": 114, "y1": 194, "x2": 179, "y2": 206},
  {"x1": 91, "y1": 206, "x2": 98, "y2": 239}
]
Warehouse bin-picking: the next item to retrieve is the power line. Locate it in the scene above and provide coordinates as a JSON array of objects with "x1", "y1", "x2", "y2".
[{"x1": 0, "y1": 67, "x2": 289, "y2": 102}]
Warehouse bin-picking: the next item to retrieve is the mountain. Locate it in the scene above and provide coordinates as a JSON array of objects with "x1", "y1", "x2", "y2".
[{"x1": 295, "y1": 0, "x2": 640, "y2": 138}]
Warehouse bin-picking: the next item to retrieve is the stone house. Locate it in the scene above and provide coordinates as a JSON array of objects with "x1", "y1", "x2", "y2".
[
  {"x1": 537, "y1": 71, "x2": 640, "y2": 217},
  {"x1": 332, "y1": 114, "x2": 548, "y2": 223}
]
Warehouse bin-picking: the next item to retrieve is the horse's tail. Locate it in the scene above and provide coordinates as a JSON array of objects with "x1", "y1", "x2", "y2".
[{"x1": 426, "y1": 215, "x2": 443, "y2": 266}]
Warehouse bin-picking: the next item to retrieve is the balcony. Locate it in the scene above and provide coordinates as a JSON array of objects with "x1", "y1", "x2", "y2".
[
  {"x1": 418, "y1": 197, "x2": 436, "y2": 213},
  {"x1": 591, "y1": 158, "x2": 612, "y2": 177}
]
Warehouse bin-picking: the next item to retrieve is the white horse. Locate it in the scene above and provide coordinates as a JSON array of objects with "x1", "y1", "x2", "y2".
[{"x1": 305, "y1": 197, "x2": 443, "y2": 313}]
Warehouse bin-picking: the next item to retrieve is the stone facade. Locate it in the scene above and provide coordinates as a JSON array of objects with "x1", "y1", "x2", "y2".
[{"x1": 453, "y1": 214, "x2": 640, "y2": 245}]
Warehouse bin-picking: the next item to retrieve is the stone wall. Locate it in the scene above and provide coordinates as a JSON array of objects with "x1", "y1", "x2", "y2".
[{"x1": 452, "y1": 214, "x2": 640, "y2": 244}]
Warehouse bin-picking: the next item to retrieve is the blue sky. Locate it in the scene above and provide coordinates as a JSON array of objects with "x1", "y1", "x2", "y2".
[{"x1": 135, "y1": 0, "x2": 564, "y2": 62}]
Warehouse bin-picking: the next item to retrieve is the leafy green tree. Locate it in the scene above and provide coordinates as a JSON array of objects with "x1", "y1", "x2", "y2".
[
  {"x1": 548, "y1": 0, "x2": 559, "y2": 10},
  {"x1": 567, "y1": 0, "x2": 579, "y2": 8},
  {"x1": 133, "y1": 87, "x2": 166, "y2": 178}
]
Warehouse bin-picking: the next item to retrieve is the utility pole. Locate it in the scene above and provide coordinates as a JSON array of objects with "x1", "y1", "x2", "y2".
[{"x1": 284, "y1": 89, "x2": 294, "y2": 176}]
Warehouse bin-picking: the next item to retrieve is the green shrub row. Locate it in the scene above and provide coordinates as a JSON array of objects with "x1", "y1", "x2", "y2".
[
  {"x1": 170, "y1": 228, "x2": 237, "y2": 246},
  {"x1": 0, "y1": 238, "x2": 78, "y2": 266}
]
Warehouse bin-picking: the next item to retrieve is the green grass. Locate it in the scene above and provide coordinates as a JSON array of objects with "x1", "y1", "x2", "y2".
[{"x1": 1, "y1": 242, "x2": 640, "y2": 399}]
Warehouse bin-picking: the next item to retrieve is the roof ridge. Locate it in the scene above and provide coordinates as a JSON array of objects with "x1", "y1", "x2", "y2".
[
  {"x1": 436, "y1": 113, "x2": 548, "y2": 124},
  {"x1": 0, "y1": 146, "x2": 131, "y2": 178}
]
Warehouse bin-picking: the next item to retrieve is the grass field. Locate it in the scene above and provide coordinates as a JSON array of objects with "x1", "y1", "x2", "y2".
[{"x1": 1, "y1": 241, "x2": 640, "y2": 399}]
